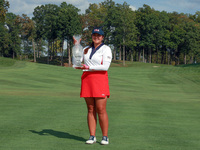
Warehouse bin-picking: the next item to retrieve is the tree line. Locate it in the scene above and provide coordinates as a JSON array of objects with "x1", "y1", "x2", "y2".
[{"x1": 1, "y1": 0, "x2": 200, "y2": 66}]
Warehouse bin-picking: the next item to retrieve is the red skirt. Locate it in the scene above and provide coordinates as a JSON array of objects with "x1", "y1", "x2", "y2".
[{"x1": 80, "y1": 71, "x2": 110, "y2": 98}]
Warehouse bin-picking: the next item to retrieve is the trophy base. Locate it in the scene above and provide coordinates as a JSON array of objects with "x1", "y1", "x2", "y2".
[{"x1": 73, "y1": 64, "x2": 82, "y2": 68}]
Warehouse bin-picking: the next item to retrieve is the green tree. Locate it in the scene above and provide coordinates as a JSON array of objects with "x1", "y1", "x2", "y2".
[
  {"x1": 188, "y1": 11, "x2": 200, "y2": 63},
  {"x1": 58, "y1": 2, "x2": 82, "y2": 66},
  {"x1": 0, "y1": 0, "x2": 9, "y2": 22},
  {"x1": 0, "y1": 23, "x2": 9, "y2": 56},
  {"x1": 32, "y1": 5, "x2": 47, "y2": 59},
  {"x1": 153, "y1": 11, "x2": 170, "y2": 64},
  {"x1": 0, "y1": 0, "x2": 10, "y2": 57},
  {"x1": 100, "y1": 0, "x2": 118, "y2": 60},
  {"x1": 136, "y1": 5, "x2": 155, "y2": 63},
  {"x1": 33, "y1": 3, "x2": 81, "y2": 65},
  {"x1": 5, "y1": 13, "x2": 21, "y2": 58},
  {"x1": 33, "y1": 4, "x2": 60, "y2": 63},
  {"x1": 181, "y1": 18, "x2": 200, "y2": 64},
  {"x1": 115, "y1": 2, "x2": 137, "y2": 66},
  {"x1": 81, "y1": 3, "x2": 106, "y2": 46},
  {"x1": 16, "y1": 14, "x2": 36, "y2": 62},
  {"x1": 169, "y1": 13, "x2": 188, "y2": 65}
]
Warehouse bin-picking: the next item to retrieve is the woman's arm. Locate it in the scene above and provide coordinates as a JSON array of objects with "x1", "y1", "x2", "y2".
[{"x1": 89, "y1": 61, "x2": 111, "y2": 71}]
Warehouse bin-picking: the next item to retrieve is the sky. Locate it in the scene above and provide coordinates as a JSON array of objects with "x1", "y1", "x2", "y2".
[{"x1": 8, "y1": 0, "x2": 200, "y2": 18}]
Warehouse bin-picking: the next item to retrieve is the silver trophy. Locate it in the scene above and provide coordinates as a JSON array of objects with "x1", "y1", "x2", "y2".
[{"x1": 72, "y1": 35, "x2": 83, "y2": 68}]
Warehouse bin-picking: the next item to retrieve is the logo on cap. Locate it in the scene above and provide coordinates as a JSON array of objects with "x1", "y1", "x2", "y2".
[
  {"x1": 94, "y1": 29, "x2": 99, "y2": 32},
  {"x1": 92, "y1": 28, "x2": 104, "y2": 35}
]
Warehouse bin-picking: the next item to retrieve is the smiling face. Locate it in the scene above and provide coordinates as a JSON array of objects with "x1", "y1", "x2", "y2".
[{"x1": 92, "y1": 33, "x2": 104, "y2": 47}]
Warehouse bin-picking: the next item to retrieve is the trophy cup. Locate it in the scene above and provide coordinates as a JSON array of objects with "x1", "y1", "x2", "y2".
[{"x1": 72, "y1": 35, "x2": 83, "y2": 68}]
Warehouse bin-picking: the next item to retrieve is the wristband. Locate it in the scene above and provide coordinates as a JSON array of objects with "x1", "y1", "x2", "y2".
[{"x1": 83, "y1": 64, "x2": 89, "y2": 69}]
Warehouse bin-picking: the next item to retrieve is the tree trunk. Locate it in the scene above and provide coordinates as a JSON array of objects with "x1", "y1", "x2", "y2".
[
  {"x1": 149, "y1": 49, "x2": 152, "y2": 63},
  {"x1": 68, "y1": 41, "x2": 71, "y2": 67},
  {"x1": 50, "y1": 41, "x2": 53, "y2": 61},
  {"x1": 164, "y1": 49, "x2": 167, "y2": 64},
  {"x1": 36, "y1": 41, "x2": 39, "y2": 58},
  {"x1": 12, "y1": 51, "x2": 15, "y2": 59},
  {"x1": 156, "y1": 47, "x2": 158, "y2": 63},
  {"x1": 138, "y1": 48, "x2": 141, "y2": 62},
  {"x1": 32, "y1": 39, "x2": 36, "y2": 63},
  {"x1": 190, "y1": 55, "x2": 193, "y2": 64},
  {"x1": 130, "y1": 49, "x2": 133, "y2": 62},
  {"x1": 113, "y1": 47, "x2": 116, "y2": 61},
  {"x1": 178, "y1": 57, "x2": 180, "y2": 65},
  {"x1": 47, "y1": 41, "x2": 50, "y2": 64},
  {"x1": 143, "y1": 48, "x2": 145, "y2": 63},
  {"x1": 123, "y1": 38, "x2": 125, "y2": 66},
  {"x1": 177, "y1": 53, "x2": 180, "y2": 65},
  {"x1": 184, "y1": 53, "x2": 186, "y2": 64},
  {"x1": 12, "y1": 41, "x2": 15, "y2": 59},
  {"x1": 161, "y1": 52, "x2": 164, "y2": 64},
  {"x1": 119, "y1": 45, "x2": 122, "y2": 60},
  {"x1": 52, "y1": 39, "x2": 55, "y2": 58},
  {"x1": 61, "y1": 40, "x2": 64, "y2": 66},
  {"x1": 168, "y1": 51, "x2": 170, "y2": 65},
  {"x1": 38, "y1": 39, "x2": 41, "y2": 58}
]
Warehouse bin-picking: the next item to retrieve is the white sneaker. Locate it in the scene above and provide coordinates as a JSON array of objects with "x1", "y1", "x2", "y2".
[
  {"x1": 100, "y1": 136, "x2": 109, "y2": 145},
  {"x1": 85, "y1": 136, "x2": 96, "y2": 144}
]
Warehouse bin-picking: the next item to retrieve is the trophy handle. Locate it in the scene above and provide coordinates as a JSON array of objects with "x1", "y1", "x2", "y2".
[
  {"x1": 73, "y1": 35, "x2": 82, "y2": 45},
  {"x1": 73, "y1": 36, "x2": 77, "y2": 45}
]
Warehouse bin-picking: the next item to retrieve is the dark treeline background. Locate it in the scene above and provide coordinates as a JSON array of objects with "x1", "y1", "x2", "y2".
[{"x1": 1, "y1": 0, "x2": 200, "y2": 66}]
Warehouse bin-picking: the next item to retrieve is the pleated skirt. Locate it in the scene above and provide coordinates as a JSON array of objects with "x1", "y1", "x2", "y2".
[{"x1": 80, "y1": 71, "x2": 110, "y2": 98}]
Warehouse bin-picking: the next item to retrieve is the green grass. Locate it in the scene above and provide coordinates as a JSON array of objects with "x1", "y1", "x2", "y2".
[{"x1": 0, "y1": 57, "x2": 200, "y2": 150}]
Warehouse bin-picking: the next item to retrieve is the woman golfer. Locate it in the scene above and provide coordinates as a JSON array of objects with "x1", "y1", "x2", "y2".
[{"x1": 75, "y1": 27, "x2": 112, "y2": 145}]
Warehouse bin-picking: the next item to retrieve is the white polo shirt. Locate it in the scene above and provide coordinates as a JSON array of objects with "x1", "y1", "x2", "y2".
[{"x1": 83, "y1": 44, "x2": 112, "y2": 71}]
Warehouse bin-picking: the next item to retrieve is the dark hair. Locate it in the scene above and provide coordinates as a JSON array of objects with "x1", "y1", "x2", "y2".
[{"x1": 84, "y1": 42, "x2": 94, "y2": 54}]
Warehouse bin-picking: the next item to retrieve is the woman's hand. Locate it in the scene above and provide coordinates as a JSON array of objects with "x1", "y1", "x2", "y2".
[{"x1": 75, "y1": 64, "x2": 89, "y2": 70}]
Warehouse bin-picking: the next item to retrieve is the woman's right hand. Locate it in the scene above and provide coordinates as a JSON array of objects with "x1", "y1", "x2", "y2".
[{"x1": 75, "y1": 64, "x2": 89, "y2": 70}]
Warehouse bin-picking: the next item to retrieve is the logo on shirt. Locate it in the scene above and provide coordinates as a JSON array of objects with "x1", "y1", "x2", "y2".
[{"x1": 107, "y1": 56, "x2": 111, "y2": 59}]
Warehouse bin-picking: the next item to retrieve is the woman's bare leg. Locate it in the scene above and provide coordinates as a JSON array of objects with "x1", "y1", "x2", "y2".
[
  {"x1": 95, "y1": 97, "x2": 108, "y2": 137},
  {"x1": 85, "y1": 97, "x2": 97, "y2": 136}
]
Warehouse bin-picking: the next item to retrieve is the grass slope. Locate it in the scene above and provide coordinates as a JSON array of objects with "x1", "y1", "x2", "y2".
[{"x1": 0, "y1": 57, "x2": 200, "y2": 150}]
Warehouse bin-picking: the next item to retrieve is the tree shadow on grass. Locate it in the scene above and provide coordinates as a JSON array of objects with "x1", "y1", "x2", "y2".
[{"x1": 29, "y1": 129, "x2": 86, "y2": 142}]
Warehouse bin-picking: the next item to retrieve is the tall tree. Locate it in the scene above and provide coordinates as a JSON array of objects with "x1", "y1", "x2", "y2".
[
  {"x1": 32, "y1": 5, "x2": 46, "y2": 59},
  {"x1": 136, "y1": 5, "x2": 155, "y2": 63},
  {"x1": 0, "y1": 23, "x2": 9, "y2": 56},
  {"x1": 58, "y1": 2, "x2": 82, "y2": 66},
  {"x1": 33, "y1": 4, "x2": 59, "y2": 63},
  {"x1": 181, "y1": 18, "x2": 200, "y2": 64},
  {"x1": 6, "y1": 12, "x2": 21, "y2": 58},
  {"x1": 115, "y1": 2, "x2": 137, "y2": 66},
  {"x1": 81, "y1": 3, "x2": 106, "y2": 46},
  {"x1": 101, "y1": 0, "x2": 118, "y2": 59},
  {"x1": 0, "y1": 0, "x2": 9, "y2": 22},
  {"x1": 169, "y1": 12, "x2": 187, "y2": 65},
  {"x1": 0, "y1": 0, "x2": 10, "y2": 56},
  {"x1": 16, "y1": 14, "x2": 36, "y2": 61}
]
